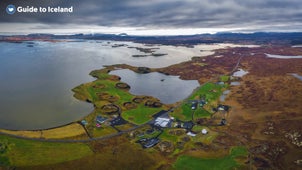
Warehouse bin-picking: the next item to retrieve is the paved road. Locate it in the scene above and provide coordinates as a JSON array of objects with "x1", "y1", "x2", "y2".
[{"x1": 0, "y1": 122, "x2": 149, "y2": 143}]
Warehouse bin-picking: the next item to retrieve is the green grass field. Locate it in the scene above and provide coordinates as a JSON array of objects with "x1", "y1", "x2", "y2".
[
  {"x1": 90, "y1": 69, "x2": 111, "y2": 79},
  {"x1": 159, "y1": 129, "x2": 180, "y2": 142},
  {"x1": 173, "y1": 146, "x2": 248, "y2": 170},
  {"x1": 189, "y1": 82, "x2": 225, "y2": 101},
  {"x1": 0, "y1": 135, "x2": 92, "y2": 167},
  {"x1": 219, "y1": 75, "x2": 230, "y2": 82},
  {"x1": 171, "y1": 82, "x2": 226, "y2": 121},
  {"x1": 194, "y1": 108, "x2": 211, "y2": 119},
  {"x1": 73, "y1": 69, "x2": 166, "y2": 126},
  {"x1": 122, "y1": 105, "x2": 162, "y2": 124}
]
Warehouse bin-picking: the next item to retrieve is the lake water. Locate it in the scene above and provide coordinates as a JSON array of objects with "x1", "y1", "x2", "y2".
[
  {"x1": 220, "y1": 90, "x2": 231, "y2": 102},
  {"x1": 265, "y1": 53, "x2": 302, "y2": 59},
  {"x1": 0, "y1": 41, "x2": 250, "y2": 130},
  {"x1": 230, "y1": 82, "x2": 241, "y2": 86},
  {"x1": 110, "y1": 69, "x2": 200, "y2": 104},
  {"x1": 292, "y1": 45, "x2": 302, "y2": 48},
  {"x1": 233, "y1": 69, "x2": 249, "y2": 77},
  {"x1": 291, "y1": 73, "x2": 302, "y2": 81}
]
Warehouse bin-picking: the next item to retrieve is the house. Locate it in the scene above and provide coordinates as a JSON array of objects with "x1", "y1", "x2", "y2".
[
  {"x1": 154, "y1": 111, "x2": 173, "y2": 128},
  {"x1": 96, "y1": 116, "x2": 107, "y2": 124},
  {"x1": 201, "y1": 129, "x2": 208, "y2": 135},
  {"x1": 143, "y1": 138, "x2": 160, "y2": 148},
  {"x1": 137, "y1": 138, "x2": 147, "y2": 143},
  {"x1": 155, "y1": 117, "x2": 172, "y2": 127},
  {"x1": 191, "y1": 102, "x2": 198, "y2": 110},
  {"x1": 154, "y1": 116, "x2": 173, "y2": 128},
  {"x1": 110, "y1": 116, "x2": 127, "y2": 126},
  {"x1": 80, "y1": 120, "x2": 88, "y2": 126},
  {"x1": 199, "y1": 100, "x2": 207, "y2": 107},
  {"x1": 217, "y1": 104, "x2": 230, "y2": 112},
  {"x1": 174, "y1": 121, "x2": 182, "y2": 128},
  {"x1": 187, "y1": 131, "x2": 196, "y2": 137},
  {"x1": 183, "y1": 121, "x2": 194, "y2": 130}
]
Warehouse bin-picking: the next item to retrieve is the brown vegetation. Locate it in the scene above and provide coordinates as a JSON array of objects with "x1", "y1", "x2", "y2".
[
  {"x1": 20, "y1": 135, "x2": 169, "y2": 170},
  {"x1": 0, "y1": 123, "x2": 87, "y2": 139}
]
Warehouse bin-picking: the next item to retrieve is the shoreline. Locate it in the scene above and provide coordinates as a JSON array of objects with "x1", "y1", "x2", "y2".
[
  {"x1": 1, "y1": 44, "x2": 300, "y2": 141},
  {"x1": 0, "y1": 122, "x2": 88, "y2": 140}
]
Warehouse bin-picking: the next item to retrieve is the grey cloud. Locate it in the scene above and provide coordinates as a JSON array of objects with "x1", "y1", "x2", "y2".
[{"x1": 0, "y1": 0, "x2": 301, "y2": 32}]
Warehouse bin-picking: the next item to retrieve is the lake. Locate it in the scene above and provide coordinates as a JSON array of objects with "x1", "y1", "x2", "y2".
[
  {"x1": 291, "y1": 73, "x2": 302, "y2": 81},
  {"x1": 110, "y1": 69, "x2": 200, "y2": 104},
  {"x1": 265, "y1": 53, "x2": 302, "y2": 59},
  {"x1": 0, "y1": 41, "x2": 245, "y2": 130},
  {"x1": 232, "y1": 69, "x2": 249, "y2": 77}
]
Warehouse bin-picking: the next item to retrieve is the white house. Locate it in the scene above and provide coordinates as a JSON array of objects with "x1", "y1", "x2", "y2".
[
  {"x1": 202, "y1": 129, "x2": 208, "y2": 135},
  {"x1": 154, "y1": 117, "x2": 172, "y2": 128}
]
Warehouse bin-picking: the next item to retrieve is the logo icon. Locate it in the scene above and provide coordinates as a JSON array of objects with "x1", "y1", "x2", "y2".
[{"x1": 6, "y1": 5, "x2": 16, "y2": 15}]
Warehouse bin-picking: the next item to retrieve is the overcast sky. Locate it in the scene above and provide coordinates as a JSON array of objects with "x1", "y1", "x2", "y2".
[{"x1": 0, "y1": 0, "x2": 302, "y2": 35}]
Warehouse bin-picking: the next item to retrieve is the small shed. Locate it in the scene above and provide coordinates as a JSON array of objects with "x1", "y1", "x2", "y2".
[
  {"x1": 143, "y1": 138, "x2": 160, "y2": 148},
  {"x1": 187, "y1": 131, "x2": 196, "y2": 137},
  {"x1": 201, "y1": 129, "x2": 208, "y2": 135},
  {"x1": 217, "y1": 104, "x2": 230, "y2": 112},
  {"x1": 80, "y1": 120, "x2": 88, "y2": 126},
  {"x1": 96, "y1": 116, "x2": 107, "y2": 124},
  {"x1": 199, "y1": 100, "x2": 207, "y2": 107},
  {"x1": 191, "y1": 102, "x2": 198, "y2": 110},
  {"x1": 183, "y1": 121, "x2": 194, "y2": 130}
]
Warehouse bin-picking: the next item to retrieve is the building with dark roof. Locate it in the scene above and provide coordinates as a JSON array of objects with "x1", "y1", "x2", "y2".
[
  {"x1": 217, "y1": 104, "x2": 230, "y2": 112},
  {"x1": 183, "y1": 121, "x2": 194, "y2": 130},
  {"x1": 143, "y1": 138, "x2": 160, "y2": 148},
  {"x1": 96, "y1": 116, "x2": 107, "y2": 124}
]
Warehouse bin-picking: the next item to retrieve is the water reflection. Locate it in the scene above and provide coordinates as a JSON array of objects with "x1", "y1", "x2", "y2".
[
  {"x1": 0, "y1": 41, "x2": 252, "y2": 129},
  {"x1": 110, "y1": 69, "x2": 200, "y2": 104}
]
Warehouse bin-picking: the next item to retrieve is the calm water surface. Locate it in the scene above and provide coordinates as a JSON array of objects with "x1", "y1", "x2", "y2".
[
  {"x1": 0, "y1": 41, "x2": 240, "y2": 130},
  {"x1": 110, "y1": 69, "x2": 200, "y2": 104},
  {"x1": 265, "y1": 53, "x2": 302, "y2": 59}
]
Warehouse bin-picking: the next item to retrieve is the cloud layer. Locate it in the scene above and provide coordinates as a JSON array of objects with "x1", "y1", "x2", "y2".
[{"x1": 1, "y1": 0, "x2": 302, "y2": 33}]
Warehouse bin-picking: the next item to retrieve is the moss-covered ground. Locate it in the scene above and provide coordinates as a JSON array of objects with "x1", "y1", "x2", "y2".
[
  {"x1": 173, "y1": 146, "x2": 248, "y2": 170},
  {"x1": 171, "y1": 82, "x2": 227, "y2": 121},
  {"x1": 0, "y1": 135, "x2": 92, "y2": 167},
  {"x1": 72, "y1": 68, "x2": 168, "y2": 137}
]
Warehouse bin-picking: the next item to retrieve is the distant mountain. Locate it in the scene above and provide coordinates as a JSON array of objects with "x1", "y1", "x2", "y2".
[
  {"x1": 118, "y1": 33, "x2": 128, "y2": 36},
  {"x1": 1, "y1": 32, "x2": 302, "y2": 45}
]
